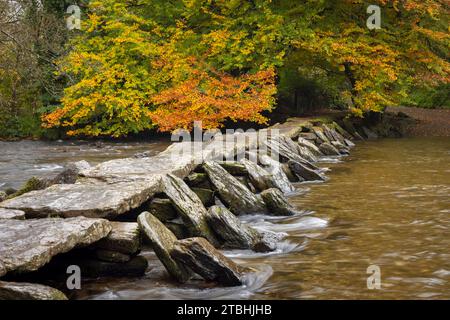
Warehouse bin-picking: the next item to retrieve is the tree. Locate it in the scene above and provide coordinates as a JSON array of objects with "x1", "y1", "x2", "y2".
[
  {"x1": 278, "y1": 0, "x2": 449, "y2": 115},
  {"x1": 42, "y1": 0, "x2": 283, "y2": 136},
  {"x1": 0, "y1": 0, "x2": 70, "y2": 137},
  {"x1": 42, "y1": 0, "x2": 449, "y2": 137}
]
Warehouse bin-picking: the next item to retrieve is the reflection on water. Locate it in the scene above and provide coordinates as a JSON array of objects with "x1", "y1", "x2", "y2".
[
  {"x1": 0, "y1": 140, "x2": 170, "y2": 189},
  {"x1": 2, "y1": 137, "x2": 449, "y2": 299}
]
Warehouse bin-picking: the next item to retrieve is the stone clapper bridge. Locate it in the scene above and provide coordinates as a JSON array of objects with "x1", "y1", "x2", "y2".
[{"x1": 0, "y1": 120, "x2": 365, "y2": 300}]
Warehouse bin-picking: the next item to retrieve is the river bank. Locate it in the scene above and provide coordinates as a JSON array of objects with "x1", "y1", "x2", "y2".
[{"x1": 385, "y1": 107, "x2": 450, "y2": 137}]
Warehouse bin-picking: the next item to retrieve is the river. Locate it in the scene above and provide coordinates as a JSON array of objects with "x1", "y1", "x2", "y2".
[
  {"x1": 0, "y1": 139, "x2": 171, "y2": 190},
  {"x1": 1, "y1": 137, "x2": 449, "y2": 299}
]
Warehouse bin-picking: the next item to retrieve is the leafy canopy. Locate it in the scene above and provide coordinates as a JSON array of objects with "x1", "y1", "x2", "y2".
[{"x1": 42, "y1": 0, "x2": 449, "y2": 136}]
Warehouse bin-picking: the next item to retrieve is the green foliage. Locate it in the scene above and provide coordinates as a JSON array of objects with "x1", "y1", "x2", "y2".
[
  {"x1": 0, "y1": 0, "x2": 71, "y2": 138},
  {"x1": 1, "y1": 0, "x2": 448, "y2": 138},
  {"x1": 42, "y1": 0, "x2": 284, "y2": 136},
  {"x1": 277, "y1": 0, "x2": 449, "y2": 115},
  {"x1": 402, "y1": 83, "x2": 450, "y2": 109}
]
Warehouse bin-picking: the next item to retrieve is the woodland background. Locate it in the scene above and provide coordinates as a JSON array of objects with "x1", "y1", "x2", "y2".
[{"x1": 0, "y1": 0, "x2": 448, "y2": 138}]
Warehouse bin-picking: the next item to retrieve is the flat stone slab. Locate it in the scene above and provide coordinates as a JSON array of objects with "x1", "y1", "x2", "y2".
[
  {"x1": 94, "y1": 222, "x2": 141, "y2": 255},
  {"x1": 0, "y1": 177, "x2": 162, "y2": 219},
  {"x1": 0, "y1": 281, "x2": 67, "y2": 300},
  {"x1": 0, "y1": 217, "x2": 111, "y2": 276},
  {"x1": 0, "y1": 208, "x2": 25, "y2": 220},
  {"x1": 80, "y1": 146, "x2": 200, "y2": 180}
]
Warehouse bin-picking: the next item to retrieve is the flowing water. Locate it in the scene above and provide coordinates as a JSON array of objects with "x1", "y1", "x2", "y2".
[
  {"x1": 0, "y1": 139, "x2": 171, "y2": 190},
  {"x1": 1, "y1": 137, "x2": 449, "y2": 299}
]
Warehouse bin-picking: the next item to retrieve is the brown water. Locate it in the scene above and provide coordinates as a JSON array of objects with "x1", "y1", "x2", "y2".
[
  {"x1": 1, "y1": 137, "x2": 449, "y2": 299},
  {"x1": 74, "y1": 137, "x2": 449, "y2": 300}
]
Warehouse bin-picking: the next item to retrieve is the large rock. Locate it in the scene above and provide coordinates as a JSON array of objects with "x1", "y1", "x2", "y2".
[
  {"x1": 191, "y1": 188, "x2": 215, "y2": 207},
  {"x1": 94, "y1": 222, "x2": 141, "y2": 255},
  {"x1": 80, "y1": 147, "x2": 199, "y2": 181},
  {"x1": 298, "y1": 132, "x2": 317, "y2": 141},
  {"x1": 287, "y1": 122, "x2": 313, "y2": 140},
  {"x1": 184, "y1": 173, "x2": 211, "y2": 189},
  {"x1": 344, "y1": 139, "x2": 356, "y2": 148},
  {"x1": 0, "y1": 176, "x2": 163, "y2": 219},
  {"x1": 297, "y1": 145, "x2": 318, "y2": 163},
  {"x1": 269, "y1": 135, "x2": 319, "y2": 171},
  {"x1": 288, "y1": 160, "x2": 325, "y2": 182},
  {"x1": 171, "y1": 237, "x2": 244, "y2": 286},
  {"x1": 217, "y1": 162, "x2": 248, "y2": 176},
  {"x1": 261, "y1": 188, "x2": 302, "y2": 216},
  {"x1": 0, "y1": 217, "x2": 111, "y2": 277},
  {"x1": 203, "y1": 161, "x2": 267, "y2": 215},
  {"x1": 164, "y1": 221, "x2": 189, "y2": 239},
  {"x1": 319, "y1": 142, "x2": 341, "y2": 156},
  {"x1": 322, "y1": 124, "x2": 342, "y2": 143},
  {"x1": 297, "y1": 137, "x2": 323, "y2": 156},
  {"x1": 342, "y1": 119, "x2": 365, "y2": 140},
  {"x1": 258, "y1": 154, "x2": 295, "y2": 194},
  {"x1": 282, "y1": 163, "x2": 301, "y2": 182},
  {"x1": 325, "y1": 124, "x2": 346, "y2": 143},
  {"x1": 262, "y1": 134, "x2": 316, "y2": 168},
  {"x1": 148, "y1": 198, "x2": 178, "y2": 222},
  {"x1": 137, "y1": 212, "x2": 192, "y2": 282},
  {"x1": 235, "y1": 176, "x2": 257, "y2": 193},
  {"x1": 331, "y1": 141, "x2": 350, "y2": 155},
  {"x1": 49, "y1": 160, "x2": 91, "y2": 185},
  {"x1": 0, "y1": 281, "x2": 67, "y2": 300},
  {"x1": 0, "y1": 208, "x2": 25, "y2": 220},
  {"x1": 162, "y1": 174, "x2": 219, "y2": 245},
  {"x1": 331, "y1": 122, "x2": 354, "y2": 140},
  {"x1": 206, "y1": 206, "x2": 272, "y2": 252},
  {"x1": 239, "y1": 158, "x2": 272, "y2": 191},
  {"x1": 311, "y1": 127, "x2": 329, "y2": 143},
  {"x1": 254, "y1": 231, "x2": 284, "y2": 252}
]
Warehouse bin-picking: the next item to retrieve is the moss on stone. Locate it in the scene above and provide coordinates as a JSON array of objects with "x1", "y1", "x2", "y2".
[{"x1": 8, "y1": 177, "x2": 47, "y2": 200}]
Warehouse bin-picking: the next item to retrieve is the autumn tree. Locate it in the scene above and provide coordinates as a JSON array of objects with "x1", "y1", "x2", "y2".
[
  {"x1": 277, "y1": 0, "x2": 449, "y2": 115},
  {"x1": 43, "y1": 0, "x2": 283, "y2": 136},
  {"x1": 42, "y1": 0, "x2": 449, "y2": 137}
]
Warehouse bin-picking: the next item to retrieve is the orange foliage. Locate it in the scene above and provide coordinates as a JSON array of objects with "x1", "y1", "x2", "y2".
[{"x1": 149, "y1": 62, "x2": 277, "y2": 132}]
